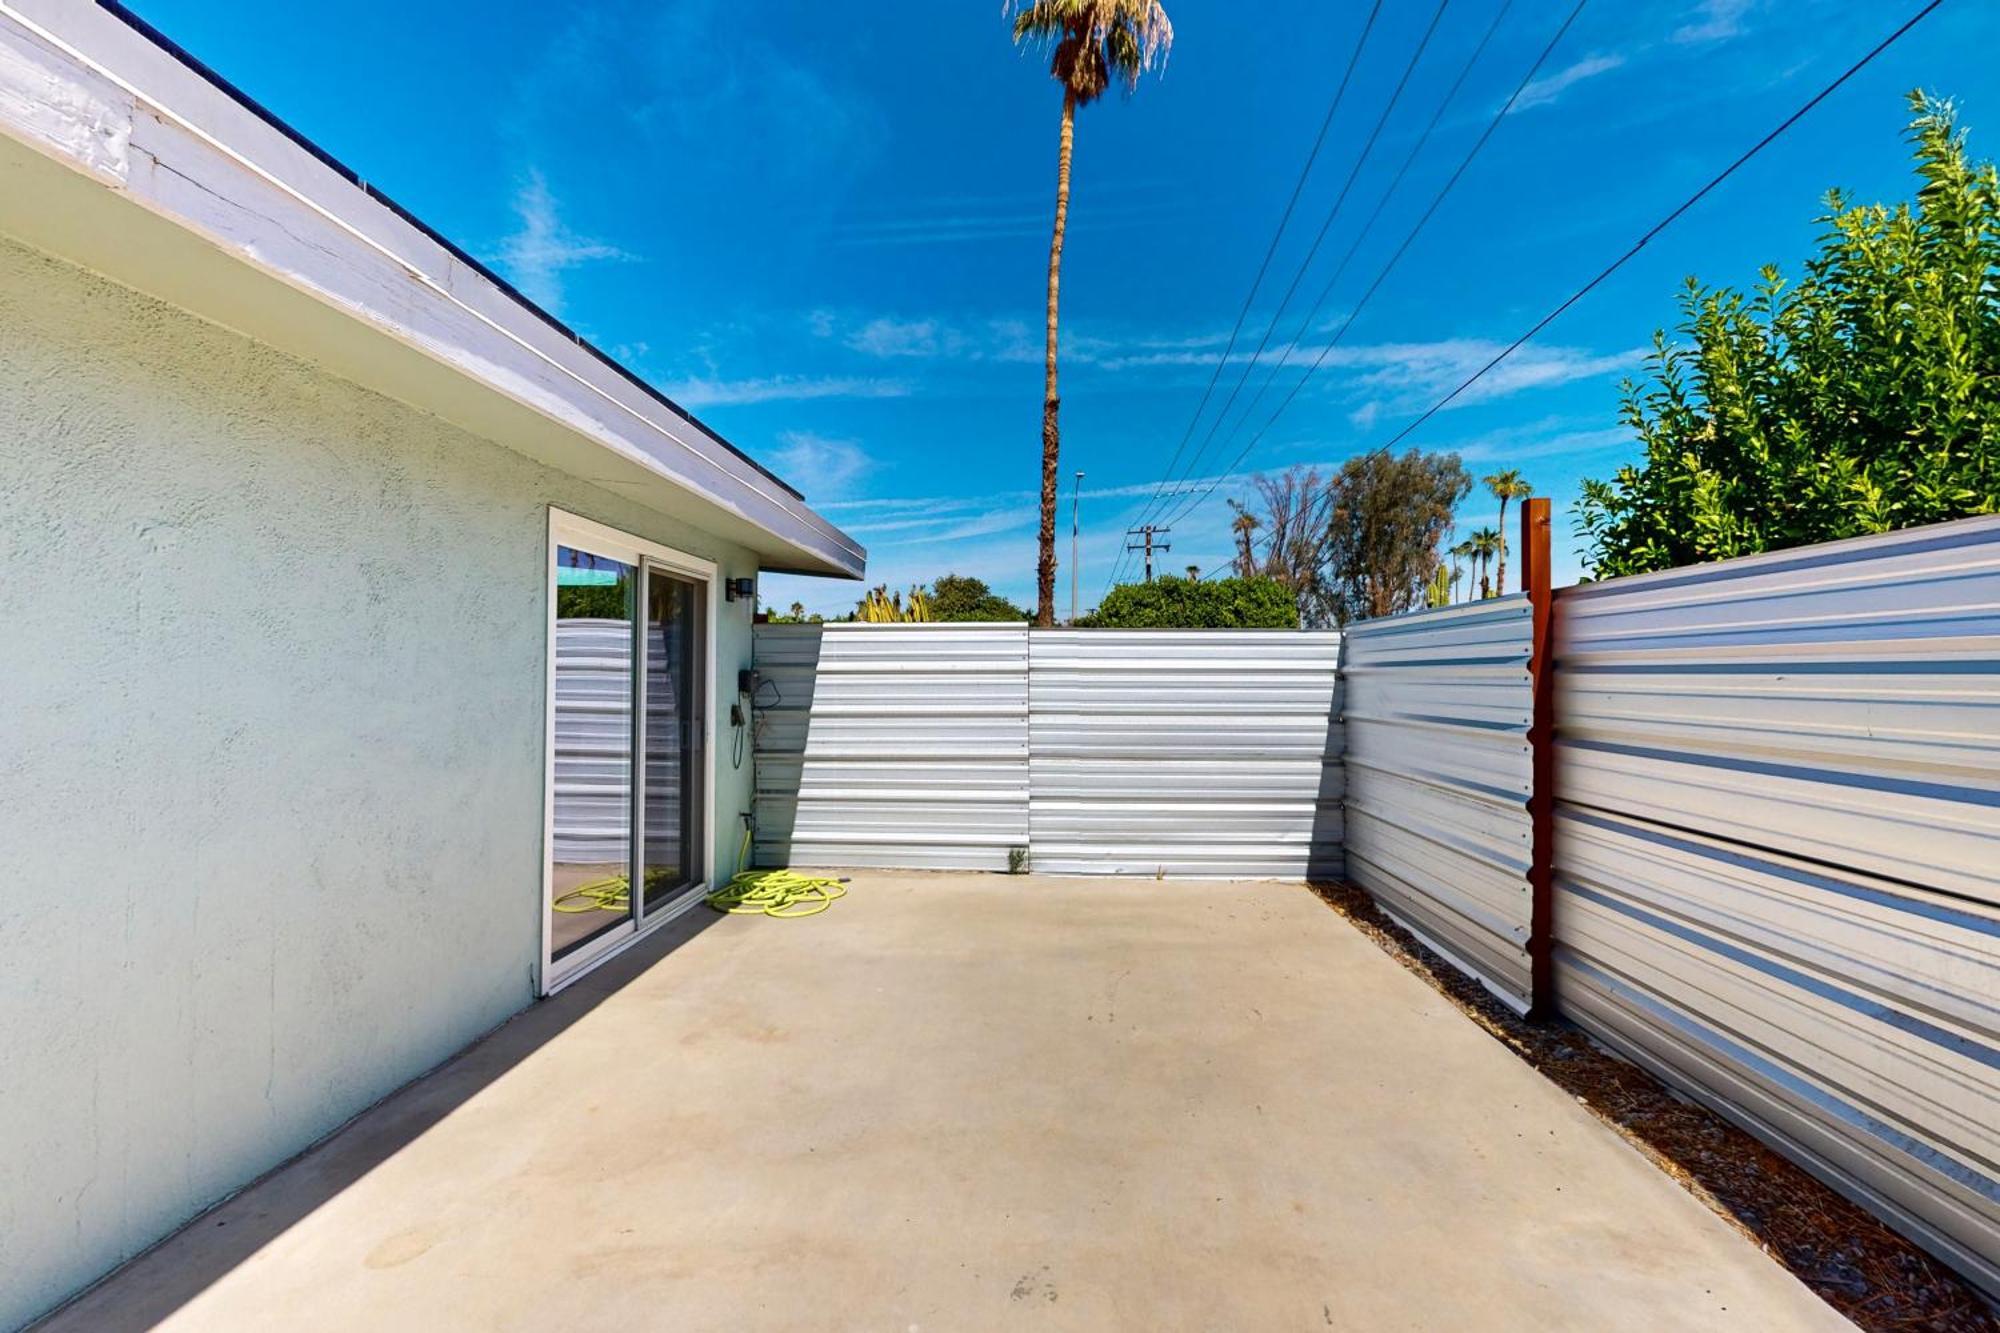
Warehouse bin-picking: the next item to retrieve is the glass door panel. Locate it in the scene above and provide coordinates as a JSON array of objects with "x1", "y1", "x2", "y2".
[
  {"x1": 641, "y1": 566, "x2": 705, "y2": 913},
  {"x1": 549, "y1": 544, "x2": 638, "y2": 960}
]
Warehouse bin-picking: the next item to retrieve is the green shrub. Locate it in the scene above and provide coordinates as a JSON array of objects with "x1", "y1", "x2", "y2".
[{"x1": 1079, "y1": 575, "x2": 1299, "y2": 629}]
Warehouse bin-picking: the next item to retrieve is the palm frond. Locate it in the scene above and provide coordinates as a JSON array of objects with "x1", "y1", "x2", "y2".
[{"x1": 1007, "y1": 0, "x2": 1172, "y2": 104}]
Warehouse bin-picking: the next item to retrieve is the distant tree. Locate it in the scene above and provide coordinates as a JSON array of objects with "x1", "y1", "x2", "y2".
[
  {"x1": 1447, "y1": 539, "x2": 1474, "y2": 603},
  {"x1": 756, "y1": 600, "x2": 812, "y2": 624},
  {"x1": 1321, "y1": 450, "x2": 1474, "y2": 624},
  {"x1": 928, "y1": 574, "x2": 1029, "y2": 622},
  {"x1": 1579, "y1": 93, "x2": 2000, "y2": 578},
  {"x1": 1482, "y1": 470, "x2": 1533, "y2": 595},
  {"x1": 1010, "y1": 0, "x2": 1174, "y2": 626},
  {"x1": 1080, "y1": 575, "x2": 1297, "y2": 628},
  {"x1": 1467, "y1": 527, "x2": 1501, "y2": 599},
  {"x1": 1244, "y1": 467, "x2": 1332, "y2": 621},
  {"x1": 1227, "y1": 503, "x2": 1261, "y2": 577}
]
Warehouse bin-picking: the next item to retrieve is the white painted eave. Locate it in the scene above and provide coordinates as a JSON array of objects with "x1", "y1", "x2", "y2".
[{"x1": 0, "y1": 1, "x2": 866, "y2": 580}]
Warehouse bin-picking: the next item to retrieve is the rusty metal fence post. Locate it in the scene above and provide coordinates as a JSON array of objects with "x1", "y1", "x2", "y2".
[{"x1": 1520, "y1": 497, "x2": 1557, "y2": 1018}]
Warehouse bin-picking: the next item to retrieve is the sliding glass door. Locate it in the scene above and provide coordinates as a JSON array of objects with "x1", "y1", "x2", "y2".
[
  {"x1": 641, "y1": 565, "x2": 704, "y2": 913},
  {"x1": 546, "y1": 514, "x2": 712, "y2": 987}
]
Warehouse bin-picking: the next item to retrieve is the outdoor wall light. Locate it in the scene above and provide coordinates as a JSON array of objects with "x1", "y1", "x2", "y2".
[{"x1": 724, "y1": 577, "x2": 755, "y2": 603}]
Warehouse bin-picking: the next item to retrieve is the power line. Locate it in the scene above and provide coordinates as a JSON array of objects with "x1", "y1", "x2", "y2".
[
  {"x1": 1110, "y1": 1, "x2": 1514, "y2": 597},
  {"x1": 1109, "y1": 1, "x2": 1385, "y2": 592},
  {"x1": 1154, "y1": 0, "x2": 1590, "y2": 537},
  {"x1": 1201, "y1": 0, "x2": 1944, "y2": 583},
  {"x1": 1111, "y1": 3, "x2": 1450, "y2": 595},
  {"x1": 1142, "y1": 0, "x2": 1454, "y2": 527},
  {"x1": 1185, "y1": 0, "x2": 1517, "y2": 502},
  {"x1": 1370, "y1": 0, "x2": 1946, "y2": 455}
]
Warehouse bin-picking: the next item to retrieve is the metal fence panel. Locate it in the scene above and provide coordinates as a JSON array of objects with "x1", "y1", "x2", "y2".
[
  {"x1": 1026, "y1": 630, "x2": 1344, "y2": 877},
  {"x1": 752, "y1": 623, "x2": 1030, "y2": 870},
  {"x1": 1341, "y1": 596, "x2": 1535, "y2": 1013},
  {"x1": 1554, "y1": 516, "x2": 2000, "y2": 1300}
]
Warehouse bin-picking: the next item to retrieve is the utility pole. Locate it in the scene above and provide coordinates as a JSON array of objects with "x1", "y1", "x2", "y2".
[
  {"x1": 1123, "y1": 524, "x2": 1171, "y2": 583},
  {"x1": 1069, "y1": 471, "x2": 1084, "y2": 625}
]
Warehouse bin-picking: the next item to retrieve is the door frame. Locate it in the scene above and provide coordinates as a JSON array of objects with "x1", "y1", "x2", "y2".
[{"x1": 541, "y1": 507, "x2": 719, "y2": 995}]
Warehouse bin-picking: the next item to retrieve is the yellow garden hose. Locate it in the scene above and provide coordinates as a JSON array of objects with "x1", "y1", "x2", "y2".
[
  {"x1": 556, "y1": 829, "x2": 846, "y2": 919},
  {"x1": 706, "y1": 825, "x2": 848, "y2": 918}
]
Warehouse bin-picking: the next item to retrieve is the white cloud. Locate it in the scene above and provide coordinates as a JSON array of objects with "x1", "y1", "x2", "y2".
[
  {"x1": 1673, "y1": 0, "x2": 1752, "y2": 45},
  {"x1": 659, "y1": 374, "x2": 912, "y2": 408},
  {"x1": 1336, "y1": 339, "x2": 1644, "y2": 407},
  {"x1": 493, "y1": 170, "x2": 632, "y2": 315},
  {"x1": 1447, "y1": 424, "x2": 1632, "y2": 463},
  {"x1": 822, "y1": 310, "x2": 1226, "y2": 370},
  {"x1": 769, "y1": 431, "x2": 871, "y2": 500},
  {"x1": 831, "y1": 189, "x2": 1186, "y2": 247},
  {"x1": 1067, "y1": 335, "x2": 1641, "y2": 410},
  {"x1": 1512, "y1": 53, "x2": 1626, "y2": 112},
  {"x1": 844, "y1": 318, "x2": 960, "y2": 359},
  {"x1": 833, "y1": 314, "x2": 1042, "y2": 363}
]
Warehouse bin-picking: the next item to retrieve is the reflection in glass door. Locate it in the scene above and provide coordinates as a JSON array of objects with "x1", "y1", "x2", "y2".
[
  {"x1": 549, "y1": 545, "x2": 638, "y2": 962},
  {"x1": 641, "y1": 566, "x2": 705, "y2": 914},
  {"x1": 547, "y1": 523, "x2": 712, "y2": 985}
]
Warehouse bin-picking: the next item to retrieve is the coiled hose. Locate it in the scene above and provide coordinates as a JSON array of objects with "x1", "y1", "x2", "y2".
[
  {"x1": 705, "y1": 824, "x2": 848, "y2": 918},
  {"x1": 554, "y1": 827, "x2": 846, "y2": 919}
]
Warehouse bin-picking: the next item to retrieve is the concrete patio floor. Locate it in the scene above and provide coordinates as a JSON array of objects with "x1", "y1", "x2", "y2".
[{"x1": 43, "y1": 874, "x2": 1848, "y2": 1331}]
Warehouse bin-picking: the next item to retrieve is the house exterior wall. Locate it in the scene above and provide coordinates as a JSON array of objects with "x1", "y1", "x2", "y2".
[{"x1": 0, "y1": 235, "x2": 763, "y2": 1327}]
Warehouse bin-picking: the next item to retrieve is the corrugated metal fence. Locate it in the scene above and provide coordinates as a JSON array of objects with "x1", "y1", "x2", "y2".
[
  {"x1": 1553, "y1": 516, "x2": 2000, "y2": 1300},
  {"x1": 1341, "y1": 596, "x2": 1537, "y2": 1014},
  {"x1": 752, "y1": 623, "x2": 1029, "y2": 871},
  {"x1": 1028, "y1": 631, "x2": 1343, "y2": 876},
  {"x1": 752, "y1": 624, "x2": 1342, "y2": 877}
]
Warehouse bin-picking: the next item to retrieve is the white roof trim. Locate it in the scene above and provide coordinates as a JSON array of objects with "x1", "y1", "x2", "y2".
[{"x1": 0, "y1": 0, "x2": 866, "y2": 579}]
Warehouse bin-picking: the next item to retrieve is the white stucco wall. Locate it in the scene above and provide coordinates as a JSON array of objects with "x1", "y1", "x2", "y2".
[{"x1": 0, "y1": 235, "x2": 764, "y2": 1327}]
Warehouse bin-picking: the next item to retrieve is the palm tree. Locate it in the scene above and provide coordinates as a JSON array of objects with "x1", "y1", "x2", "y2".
[
  {"x1": 1482, "y1": 470, "x2": 1534, "y2": 595},
  {"x1": 1228, "y1": 501, "x2": 1261, "y2": 578},
  {"x1": 1469, "y1": 527, "x2": 1501, "y2": 599},
  {"x1": 1447, "y1": 539, "x2": 1474, "y2": 603},
  {"x1": 1010, "y1": 0, "x2": 1174, "y2": 626}
]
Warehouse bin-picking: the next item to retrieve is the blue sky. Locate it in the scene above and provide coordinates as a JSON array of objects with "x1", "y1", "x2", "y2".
[{"x1": 131, "y1": 0, "x2": 2000, "y2": 613}]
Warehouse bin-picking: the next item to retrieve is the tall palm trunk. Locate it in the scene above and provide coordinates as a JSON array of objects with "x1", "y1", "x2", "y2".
[
  {"x1": 1036, "y1": 89, "x2": 1076, "y2": 628},
  {"x1": 1494, "y1": 495, "x2": 1511, "y2": 595}
]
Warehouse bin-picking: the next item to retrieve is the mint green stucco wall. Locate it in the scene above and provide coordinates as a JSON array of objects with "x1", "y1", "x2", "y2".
[{"x1": 0, "y1": 235, "x2": 763, "y2": 1327}]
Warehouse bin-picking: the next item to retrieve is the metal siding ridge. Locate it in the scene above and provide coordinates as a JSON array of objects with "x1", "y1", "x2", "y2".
[
  {"x1": 1341, "y1": 594, "x2": 1538, "y2": 1006},
  {"x1": 1551, "y1": 512, "x2": 2000, "y2": 1301},
  {"x1": 753, "y1": 622, "x2": 1029, "y2": 871},
  {"x1": 1025, "y1": 629, "x2": 1343, "y2": 880}
]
